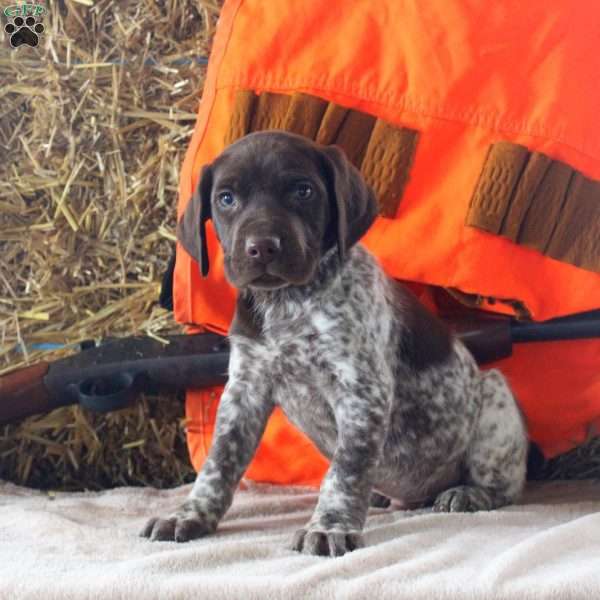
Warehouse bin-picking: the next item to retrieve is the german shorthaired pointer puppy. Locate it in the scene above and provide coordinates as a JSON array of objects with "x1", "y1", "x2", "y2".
[{"x1": 141, "y1": 131, "x2": 528, "y2": 557}]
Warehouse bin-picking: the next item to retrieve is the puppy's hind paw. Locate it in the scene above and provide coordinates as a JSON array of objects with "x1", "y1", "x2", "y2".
[
  {"x1": 290, "y1": 527, "x2": 364, "y2": 557},
  {"x1": 432, "y1": 485, "x2": 495, "y2": 513}
]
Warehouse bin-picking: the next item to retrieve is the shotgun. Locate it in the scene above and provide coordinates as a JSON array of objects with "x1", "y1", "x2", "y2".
[{"x1": 0, "y1": 310, "x2": 598, "y2": 425}]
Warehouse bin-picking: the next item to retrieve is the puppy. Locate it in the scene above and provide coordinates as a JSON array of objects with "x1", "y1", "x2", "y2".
[{"x1": 141, "y1": 131, "x2": 528, "y2": 557}]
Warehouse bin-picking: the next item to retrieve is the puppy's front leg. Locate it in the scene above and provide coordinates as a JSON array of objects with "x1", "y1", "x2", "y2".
[
  {"x1": 292, "y1": 388, "x2": 387, "y2": 557},
  {"x1": 141, "y1": 378, "x2": 274, "y2": 542}
]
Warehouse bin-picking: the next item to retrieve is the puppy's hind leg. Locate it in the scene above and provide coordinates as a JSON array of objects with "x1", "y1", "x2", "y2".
[
  {"x1": 370, "y1": 491, "x2": 391, "y2": 508},
  {"x1": 433, "y1": 370, "x2": 528, "y2": 513}
]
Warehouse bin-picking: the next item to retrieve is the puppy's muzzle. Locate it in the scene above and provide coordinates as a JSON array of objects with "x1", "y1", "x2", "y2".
[{"x1": 229, "y1": 213, "x2": 315, "y2": 288}]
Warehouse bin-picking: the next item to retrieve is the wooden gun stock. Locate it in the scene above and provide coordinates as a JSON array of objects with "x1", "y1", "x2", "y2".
[{"x1": 0, "y1": 362, "x2": 55, "y2": 424}]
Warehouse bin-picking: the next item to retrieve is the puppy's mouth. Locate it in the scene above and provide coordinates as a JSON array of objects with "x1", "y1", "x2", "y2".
[{"x1": 248, "y1": 272, "x2": 289, "y2": 290}]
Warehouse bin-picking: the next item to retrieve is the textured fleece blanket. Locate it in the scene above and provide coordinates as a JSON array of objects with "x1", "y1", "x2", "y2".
[{"x1": 1, "y1": 479, "x2": 599, "y2": 599}]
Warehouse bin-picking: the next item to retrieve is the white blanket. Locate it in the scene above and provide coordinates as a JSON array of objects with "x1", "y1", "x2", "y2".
[{"x1": 1, "y1": 479, "x2": 599, "y2": 599}]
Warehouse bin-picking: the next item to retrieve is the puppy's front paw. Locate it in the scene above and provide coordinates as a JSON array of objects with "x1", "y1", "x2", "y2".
[
  {"x1": 140, "y1": 503, "x2": 217, "y2": 543},
  {"x1": 290, "y1": 527, "x2": 364, "y2": 557},
  {"x1": 432, "y1": 485, "x2": 493, "y2": 513}
]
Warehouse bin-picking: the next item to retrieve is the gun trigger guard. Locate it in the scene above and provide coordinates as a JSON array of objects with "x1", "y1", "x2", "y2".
[{"x1": 77, "y1": 372, "x2": 136, "y2": 413}]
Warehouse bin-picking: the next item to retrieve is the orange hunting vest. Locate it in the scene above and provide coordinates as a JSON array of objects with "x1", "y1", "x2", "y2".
[{"x1": 175, "y1": 0, "x2": 600, "y2": 485}]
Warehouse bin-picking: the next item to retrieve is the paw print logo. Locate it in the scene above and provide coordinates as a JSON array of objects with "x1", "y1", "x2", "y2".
[{"x1": 5, "y1": 15, "x2": 44, "y2": 48}]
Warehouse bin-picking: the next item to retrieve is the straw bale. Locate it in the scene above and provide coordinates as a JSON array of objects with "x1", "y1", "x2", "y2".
[{"x1": 0, "y1": 0, "x2": 220, "y2": 490}]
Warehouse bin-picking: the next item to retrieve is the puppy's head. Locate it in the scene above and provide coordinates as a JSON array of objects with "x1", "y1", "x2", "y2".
[{"x1": 177, "y1": 131, "x2": 377, "y2": 290}]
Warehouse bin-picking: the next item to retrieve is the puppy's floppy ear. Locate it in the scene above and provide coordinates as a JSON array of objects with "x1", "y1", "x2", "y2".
[
  {"x1": 320, "y1": 145, "x2": 379, "y2": 261},
  {"x1": 176, "y1": 164, "x2": 213, "y2": 276}
]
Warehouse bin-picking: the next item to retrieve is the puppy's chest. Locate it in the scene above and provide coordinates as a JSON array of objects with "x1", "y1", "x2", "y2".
[
  {"x1": 260, "y1": 325, "x2": 345, "y2": 404},
  {"x1": 260, "y1": 303, "x2": 381, "y2": 383},
  {"x1": 273, "y1": 373, "x2": 338, "y2": 458},
  {"x1": 240, "y1": 324, "x2": 354, "y2": 456}
]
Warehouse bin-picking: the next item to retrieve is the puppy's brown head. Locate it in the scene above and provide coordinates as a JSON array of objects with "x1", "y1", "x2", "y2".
[{"x1": 177, "y1": 131, "x2": 377, "y2": 290}]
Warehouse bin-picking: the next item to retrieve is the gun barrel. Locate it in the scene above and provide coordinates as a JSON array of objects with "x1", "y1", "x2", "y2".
[{"x1": 511, "y1": 310, "x2": 600, "y2": 343}]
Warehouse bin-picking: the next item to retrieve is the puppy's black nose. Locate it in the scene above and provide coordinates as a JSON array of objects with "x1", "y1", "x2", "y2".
[{"x1": 245, "y1": 236, "x2": 281, "y2": 264}]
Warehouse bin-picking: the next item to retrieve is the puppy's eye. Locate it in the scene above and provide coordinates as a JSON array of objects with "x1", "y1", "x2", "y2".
[
  {"x1": 295, "y1": 183, "x2": 313, "y2": 199},
  {"x1": 217, "y1": 191, "x2": 235, "y2": 207}
]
